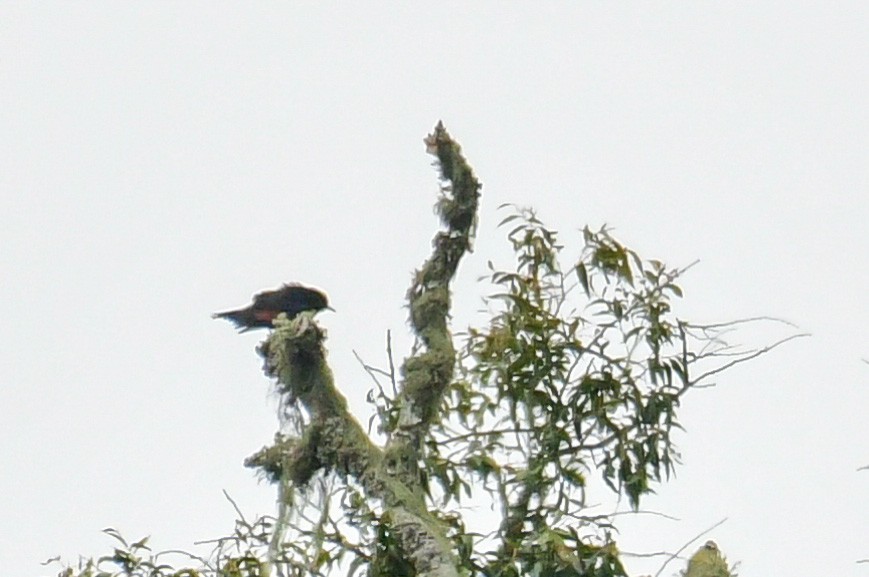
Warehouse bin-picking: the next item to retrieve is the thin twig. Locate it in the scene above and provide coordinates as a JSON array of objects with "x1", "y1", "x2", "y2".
[
  {"x1": 690, "y1": 332, "x2": 809, "y2": 385},
  {"x1": 386, "y1": 330, "x2": 398, "y2": 396},
  {"x1": 222, "y1": 489, "x2": 248, "y2": 526},
  {"x1": 156, "y1": 549, "x2": 213, "y2": 571},
  {"x1": 607, "y1": 509, "x2": 681, "y2": 522},
  {"x1": 352, "y1": 350, "x2": 391, "y2": 382}
]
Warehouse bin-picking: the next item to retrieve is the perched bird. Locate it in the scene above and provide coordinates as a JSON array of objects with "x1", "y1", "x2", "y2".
[
  {"x1": 213, "y1": 283, "x2": 332, "y2": 332},
  {"x1": 684, "y1": 541, "x2": 729, "y2": 577}
]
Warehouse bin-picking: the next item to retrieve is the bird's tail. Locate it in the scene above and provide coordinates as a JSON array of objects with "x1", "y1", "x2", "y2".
[{"x1": 212, "y1": 309, "x2": 256, "y2": 332}]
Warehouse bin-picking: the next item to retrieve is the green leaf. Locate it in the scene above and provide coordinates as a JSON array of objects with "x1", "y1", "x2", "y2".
[
  {"x1": 498, "y1": 213, "x2": 521, "y2": 227},
  {"x1": 575, "y1": 262, "x2": 590, "y2": 296},
  {"x1": 101, "y1": 528, "x2": 127, "y2": 547}
]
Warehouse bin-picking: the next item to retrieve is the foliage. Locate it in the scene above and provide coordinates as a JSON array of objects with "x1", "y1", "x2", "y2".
[
  {"x1": 417, "y1": 206, "x2": 718, "y2": 576},
  {"x1": 51, "y1": 519, "x2": 270, "y2": 577},
  {"x1": 50, "y1": 124, "x2": 774, "y2": 577}
]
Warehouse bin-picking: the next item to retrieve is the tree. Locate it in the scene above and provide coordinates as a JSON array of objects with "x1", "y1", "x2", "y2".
[{"x1": 55, "y1": 123, "x2": 787, "y2": 577}]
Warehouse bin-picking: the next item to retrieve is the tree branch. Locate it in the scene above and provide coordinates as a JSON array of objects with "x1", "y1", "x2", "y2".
[
  {"x1": 245, "y1": 122, "x2": 481, "y2": 577},
  {"x1": 387, "y1": 121, "x2": 482, "y2": 483},
  {"x1": 254, "y1": 312, "x2": 459, "y2": 577}
]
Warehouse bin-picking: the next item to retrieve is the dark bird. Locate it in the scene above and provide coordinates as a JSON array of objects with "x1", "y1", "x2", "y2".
[{"x1": 213, "y1": 283, "x2": 332, "y2": 332}]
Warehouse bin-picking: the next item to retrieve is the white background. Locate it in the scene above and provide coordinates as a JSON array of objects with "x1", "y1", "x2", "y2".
[{"x1": 2, "y1": 4, "x2": 867, "y2": 576}]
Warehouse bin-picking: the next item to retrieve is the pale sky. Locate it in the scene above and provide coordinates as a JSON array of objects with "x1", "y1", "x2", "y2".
[{"x1": 2, "y1": 4, "x2": 867, "y2": 576}]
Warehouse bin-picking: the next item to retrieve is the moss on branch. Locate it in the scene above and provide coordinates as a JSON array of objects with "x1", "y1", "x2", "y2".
[
  {"x1": 242, "y1": 123, "x2": 480, "y2": 577},
  {"x1": 396, "y1": 123, "x2": 481, "y2": 441}
]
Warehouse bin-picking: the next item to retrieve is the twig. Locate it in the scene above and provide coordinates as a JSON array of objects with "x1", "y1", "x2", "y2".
[
  {"x1": 688, "y1": 316, "x2": 799, "y2": 330},
  {"x1": 352, "y1": 350, "x2": 391, "y2": 382},
  {"x1": 386, "y1": 330, "x2": 398, "y2": 396},
  {"x1": 222, "y1": 489, "x2": 248, "y2": 526},
  {"x1": 691, "y1": 332, "x2": 809, "y2": 385}
]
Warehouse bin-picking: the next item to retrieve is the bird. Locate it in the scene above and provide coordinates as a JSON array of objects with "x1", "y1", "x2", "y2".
[
  {"x1": 684, "y1": 541, "x2": 728, "y2": 577},
  {"x1": 213, "y1": 283, "x2": 332, "y2": 332}
]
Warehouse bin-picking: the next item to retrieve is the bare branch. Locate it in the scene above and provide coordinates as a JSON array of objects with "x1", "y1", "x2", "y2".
[{"x1": 691, "y1": 332, "x2": 809, "y2": 386}]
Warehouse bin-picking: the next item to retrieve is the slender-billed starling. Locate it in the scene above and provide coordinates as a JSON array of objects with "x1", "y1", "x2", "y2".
[{"x1": 213, "y1": 283, "x2": 331, "y2": 332}]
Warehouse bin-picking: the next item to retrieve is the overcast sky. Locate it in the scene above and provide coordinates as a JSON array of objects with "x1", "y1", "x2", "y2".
[{"x1": 2, "y1": 3, "x2": 867, "y2": 576}]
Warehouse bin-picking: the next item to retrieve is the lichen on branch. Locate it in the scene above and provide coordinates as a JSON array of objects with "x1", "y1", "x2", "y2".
[
  {"x1": 243, "y1": 122, "x2": 480, "y2": 577},
  {"x1": 395, "y1": 121, "x2": 481, "y2": 441}
]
